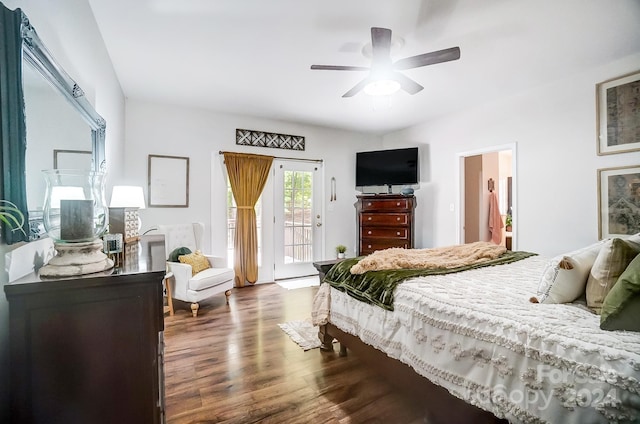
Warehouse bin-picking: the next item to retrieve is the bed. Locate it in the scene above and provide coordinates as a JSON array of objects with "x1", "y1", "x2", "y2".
[{"x1": 312, "y1": 241, "x2": 640, "y2": 424}]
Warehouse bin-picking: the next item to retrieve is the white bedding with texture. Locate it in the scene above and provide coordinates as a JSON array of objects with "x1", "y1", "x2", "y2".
[{"x1": 326, "y1": 256, "x2": 640, "y2": 423}]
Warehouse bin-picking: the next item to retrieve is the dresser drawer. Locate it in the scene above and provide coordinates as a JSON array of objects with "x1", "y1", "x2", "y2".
[
  {"x1": 361, "y1": 227, "x2": 409, "y2": 239},
  {"x1": 360, "y1": 239, "x2": 410, "y2": 255},
  {"x1": 360, "y1": 213, "x2": 410, "y2": 226},
  {"x1": 361, "y1": 198, "x2": 412, "y2": 211}
]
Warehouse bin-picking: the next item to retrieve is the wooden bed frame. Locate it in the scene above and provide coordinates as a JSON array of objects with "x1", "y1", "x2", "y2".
[{"x1": 319, "y1": 323, "x2": 507, "y2": 424}]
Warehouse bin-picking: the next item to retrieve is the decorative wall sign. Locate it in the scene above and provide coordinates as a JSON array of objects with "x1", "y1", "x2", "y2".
[
  {"x1": 597, "y1": 165, "x2": 640, "y2": 239},
  {"x1": 236, "y1": 128, "x2": 305, "y2": 151},
  {"x1": 596, "y1": 70, "x2": 640, "y2": 155}
]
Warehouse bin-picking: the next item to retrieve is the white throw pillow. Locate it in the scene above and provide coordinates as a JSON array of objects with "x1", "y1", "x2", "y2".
[
  {"x1": 532, "y1": 241, "x2": 606, "y2": 304},
  {"x1": 585, "y1": 238, "x2": 640, "y2": 314}
]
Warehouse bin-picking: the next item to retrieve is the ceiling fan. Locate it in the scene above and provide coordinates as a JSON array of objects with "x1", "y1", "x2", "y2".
[{"x1": 310, "y1": 27, "x2": 460, "y2": 98}]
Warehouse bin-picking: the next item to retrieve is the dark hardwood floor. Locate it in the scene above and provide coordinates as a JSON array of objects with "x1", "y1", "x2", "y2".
[{"x1": 163, "y1": 282, "x2": 428, "y2": 424}]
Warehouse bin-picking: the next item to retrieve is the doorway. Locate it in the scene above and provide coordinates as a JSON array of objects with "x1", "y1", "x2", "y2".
[
  {"x1": 458, "y1": 144, "x2": 516, "y2": 249},
  {"x1": 226, "y1": 159, "x2": 323, "y2": 282},
  {"x1": 271, "y1": 160, "x2": 323, "y2": 279}
]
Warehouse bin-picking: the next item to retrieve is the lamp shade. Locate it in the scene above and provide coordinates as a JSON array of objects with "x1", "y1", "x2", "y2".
[{"x1": 109, "y1": 186, "x2": 146, "y2": 209}]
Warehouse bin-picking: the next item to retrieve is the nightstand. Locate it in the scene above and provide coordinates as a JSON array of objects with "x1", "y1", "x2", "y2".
[{"x1": 313, "y1": 258, "x2": 347, "y2": 283}]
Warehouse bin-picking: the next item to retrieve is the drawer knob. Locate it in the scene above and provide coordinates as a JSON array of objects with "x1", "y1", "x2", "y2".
[
  {"x1": 397, "y1": 217, "x2": 400, "y2": 221},
  {"x1": 397, "y1": 232, "x2": 401, "y2": 236},
  {"x1": 396, "y1": 202, "x2": 400, "y2": 206},
  {"x1": 368, "y1": 231, "x2": 372, "y2": 235},
  {"x1": 368, "y1": 245, "x2": 372, "y2": 249},
  {"x1": 368, "y1": 217, "x2": 372, "y2": 220},
  {"x1": 367, "y1": 202, "x2": 372, "y2": 206}
]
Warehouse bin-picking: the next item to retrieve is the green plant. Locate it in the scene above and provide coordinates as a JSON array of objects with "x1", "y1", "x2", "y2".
[
  {"x1": 505, "y1": 214, "x2": 512, "y2": 227},
  {"x1": 0, "y1": 200, "x2": 27, "y2": 236},
  {"x1": 336, "y1": 244, "x2": 347, "y2": 254}
]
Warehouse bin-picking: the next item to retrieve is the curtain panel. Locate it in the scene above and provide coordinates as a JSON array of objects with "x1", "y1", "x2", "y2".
[
  {"x1": 224, "y1": 152, "x2": 273, "y2": 287},
  {"x1": 0, "y1": 4, "x2": 29, "y2": 244}
]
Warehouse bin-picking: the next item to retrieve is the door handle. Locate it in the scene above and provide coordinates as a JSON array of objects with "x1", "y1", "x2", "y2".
[{"x1": 316, "y1": 222, "x2": 322, "y2": 227}]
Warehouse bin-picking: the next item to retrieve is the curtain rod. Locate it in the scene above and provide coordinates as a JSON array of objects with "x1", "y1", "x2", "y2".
[{"x1": 218, "y1": 150, "x2": 323, "y2": 163}]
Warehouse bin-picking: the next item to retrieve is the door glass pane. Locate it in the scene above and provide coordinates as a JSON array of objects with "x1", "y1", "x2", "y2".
[
  {"x1": 303, "y1": 208, "x2": 311, "y2": 225},
  {"x1": 284, "y1": 245, "x2": 293, "y2": 264},
  {"x1": 282, "y1": 170, "x2": 313, "y2": 263}
]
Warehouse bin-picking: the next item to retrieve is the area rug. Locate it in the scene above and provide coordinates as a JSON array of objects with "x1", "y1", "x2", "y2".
[
  {"x1": 276, "y1": 276, "x2": 319, "y2": 290},
  {"x1": 278, "y1": 319, "x2": 322, "y2": 350}
]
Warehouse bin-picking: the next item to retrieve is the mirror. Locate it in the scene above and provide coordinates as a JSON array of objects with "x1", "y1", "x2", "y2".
[
  {"x1": 20, "y1": 11, "x2": 106, "y2": 239},
  {"x1": 23, "y1": 62, "x2": 93, "y2": 216}
]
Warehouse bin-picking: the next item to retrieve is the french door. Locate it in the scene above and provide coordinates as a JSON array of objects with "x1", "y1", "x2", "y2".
[{"x1": 272, "y1": 160, "x2": 323, "y2": 279}]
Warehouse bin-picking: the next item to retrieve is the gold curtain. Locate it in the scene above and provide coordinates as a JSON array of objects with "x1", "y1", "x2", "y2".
[{"x1": 224, "y1": 152, "x2": 274, "y2": 287}]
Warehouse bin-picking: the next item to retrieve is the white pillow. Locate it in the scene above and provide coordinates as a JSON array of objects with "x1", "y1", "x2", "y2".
[
  {"x1": 532, "y1": 241, "x2": 606, "y2": 304},
  {"x1": 628, "y1": 232, "x2": 640, "y2": 244},
  {"x1": 585, "y1": 237, "x2": 640, "y2": 313}
]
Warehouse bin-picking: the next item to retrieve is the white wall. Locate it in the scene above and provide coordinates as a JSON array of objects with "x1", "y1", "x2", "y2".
[
  {"x1": 124, "y1": 99, "x2": 383, "y2": 270},
  {"x1": 0, "y1": 1, "x2": 125, "y2": 420},
  {"x1": 383, "y1": 53, "x2": 640, "y2": 256}
]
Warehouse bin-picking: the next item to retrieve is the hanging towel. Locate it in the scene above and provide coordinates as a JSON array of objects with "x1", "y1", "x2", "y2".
[{"x1": 488, "y1": 191, "x2": 504, "y2": 245}]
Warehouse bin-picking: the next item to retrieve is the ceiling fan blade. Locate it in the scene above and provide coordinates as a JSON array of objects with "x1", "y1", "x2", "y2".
[
  {"x1": 342, "y1": 77, "x2": 371, "y2": 98},
  {"x1": 371, "y1": 27, "x2": 392, "y2": 66},
  {"x1": 393, "y1": 72, "x2": 424, "y2": 95},
  {"x1": 310, "y1": 65, "x2": 369, "y2": 71},
  {"x1": 393, "y1": 46, "x2": 461, "y2": 70}
]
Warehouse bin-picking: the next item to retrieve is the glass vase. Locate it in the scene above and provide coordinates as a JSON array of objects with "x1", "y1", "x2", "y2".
[{"x1": 42, "y1": 169, "x2": 108, "y2": 243}]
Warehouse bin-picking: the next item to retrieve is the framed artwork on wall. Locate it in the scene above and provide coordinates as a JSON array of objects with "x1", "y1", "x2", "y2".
[
  {"x1": 53, "y1": 149, "x2": 92, "y2": 170},
  {"x1": 597, "y1": 165, "x2": 640, "y2": 239},
  {"x1": 148, "y1": 154, "x2": 189, "y2": 207},
  {"x1": 596, "y1": 70, "x2": 640, "y2": 155}
]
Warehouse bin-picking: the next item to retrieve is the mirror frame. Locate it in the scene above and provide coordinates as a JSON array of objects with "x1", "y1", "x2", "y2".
[{"x1": 21, "y1": 12, "x2": 106, "y2": 173}]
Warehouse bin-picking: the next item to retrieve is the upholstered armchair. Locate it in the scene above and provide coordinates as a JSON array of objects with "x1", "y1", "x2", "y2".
[{"x1": 157, "y1": 222, "x2": 234, "y2": 317}]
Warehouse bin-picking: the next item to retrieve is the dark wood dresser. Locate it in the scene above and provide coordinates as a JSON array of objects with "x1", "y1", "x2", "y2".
[
  {"x1": 356, "y1": 194, "x2": 416, "y2": 255},
  {"x1": 4, "y1": 235, "x2": 167, "y2": 424}
]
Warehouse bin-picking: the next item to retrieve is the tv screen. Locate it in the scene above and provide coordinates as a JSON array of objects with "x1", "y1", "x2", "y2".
[{"x1": 356, "y1": 147, "x2": 419, "y2": 187}]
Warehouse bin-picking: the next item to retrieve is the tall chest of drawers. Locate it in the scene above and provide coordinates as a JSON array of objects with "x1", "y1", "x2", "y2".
[{"x1": 356, "y1": 194, "x2": 416, "y2": 256}]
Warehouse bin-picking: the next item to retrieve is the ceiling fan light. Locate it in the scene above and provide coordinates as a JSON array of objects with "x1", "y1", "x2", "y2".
[{"x1": 363, "y1": 79, "x2": 401, "y2": 96}]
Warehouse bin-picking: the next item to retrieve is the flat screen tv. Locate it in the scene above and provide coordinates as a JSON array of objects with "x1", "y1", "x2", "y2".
[{"x1": 356, "y1": 147, "x2": 419, "y2": 189}]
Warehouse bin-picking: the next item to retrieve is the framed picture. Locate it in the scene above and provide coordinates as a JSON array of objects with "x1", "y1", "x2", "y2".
[
  {"x1": 598, "y1": 165, "x2": 640, "y2": 239},
  {"x1": 596, "y1": 70, "x2": 640, "y2": 155},
  {"x1": 148, "y1": 154, "x2": 189, "y2": 207},
  {"x1": 53, "y1": 149, "x2": 92, "y2": 169}
]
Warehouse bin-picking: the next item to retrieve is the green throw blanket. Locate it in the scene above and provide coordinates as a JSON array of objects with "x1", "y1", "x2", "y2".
[{"x1": 324, "y1": 250, "x2": 537, "y2": 311}]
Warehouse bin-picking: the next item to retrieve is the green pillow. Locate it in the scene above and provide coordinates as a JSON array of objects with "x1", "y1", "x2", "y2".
[
  {"x1": 600, "y1": 253, "x2": 640, "y2": 332},
  {"x1": 168, "y1": 246, "x2": 192, "y2": 262}
]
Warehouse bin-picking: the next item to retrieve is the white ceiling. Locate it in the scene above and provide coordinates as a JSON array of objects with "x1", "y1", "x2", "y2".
[{"x1": 87, "y1": 0, "x2": 640, "y2": 135}]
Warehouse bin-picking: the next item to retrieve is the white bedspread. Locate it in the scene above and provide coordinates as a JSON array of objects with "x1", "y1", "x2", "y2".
[{"x1": 326, "y1": 256, "x2": 640, "y2": 423}]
